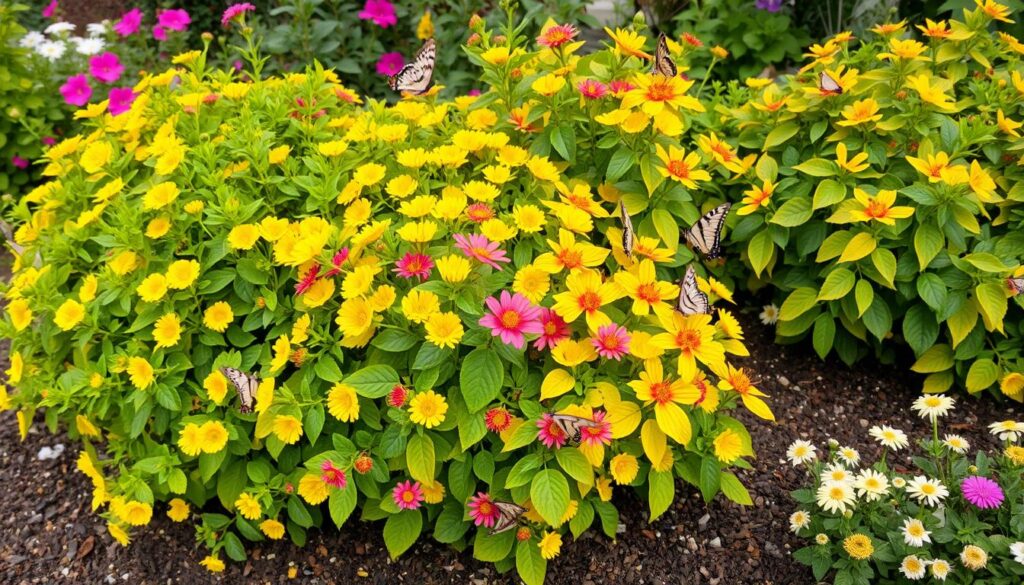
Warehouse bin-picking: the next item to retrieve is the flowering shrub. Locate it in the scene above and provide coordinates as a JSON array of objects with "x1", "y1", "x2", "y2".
[
  {"x1": 0, "y1": 4, "x2": 769, "y2": 582},
  {"x1": 788, "y1": 395, "x2": 1024, "y2": 584}
]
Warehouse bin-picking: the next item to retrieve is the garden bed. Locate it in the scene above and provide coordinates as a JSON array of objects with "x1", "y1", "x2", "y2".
[{"x1": 2, "y1": 308, "x2": 1018, "y2": 584}]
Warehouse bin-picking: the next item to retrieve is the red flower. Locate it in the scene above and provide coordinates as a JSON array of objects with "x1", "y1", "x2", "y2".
[
  {"x1": 485, "y1": 407, "x2": 512, "y2": 432},
  {"x1": 295, "y1": 264, "x2": 320, "y2": 295}
]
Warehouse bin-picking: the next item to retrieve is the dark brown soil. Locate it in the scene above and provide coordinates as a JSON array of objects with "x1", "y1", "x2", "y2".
[{"x1": 0, "y1": 308, "x2": 1020, "y2": 585}]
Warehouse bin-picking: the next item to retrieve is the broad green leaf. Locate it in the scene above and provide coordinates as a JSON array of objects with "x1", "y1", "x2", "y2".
[
  {"x1": 530, "y1": 469, "x2": 570, "y2": 526},
  {"x1": 779, "y1": 287, "x2": 819, "y2": 322},
  {"x1": 474, "y1": 529, "x2": 514, "y2": 562},
  {"x1": 748, "y1": 230, "x2": 775, "y2": 277},
  {"x1": 516, "y1": 540, "x2": 548, "y2": 585},
  {"x1": 406, "y1": 433, "x2": 435, "y2": 483},
  {"x1": 862, "y1": 297, "x2": 892, "y2": 341},
  {"x1": 816, "y1": 231, "x2": 854, "y2": 263},
  {"x1": 854, "y1": 280, "x2": 874, "y2": 317},
  {"x1": 698, "y1": 457, "x2": 721, "y2": 502},
  {"x1": 817, "y1": 268, "x2": 855, "y2": 301},
  {"x1": 963, "y1": 252, "x2": 1013, "y2": 274},
  {"x1": 838, "y1": 232, "x2": 876, "y2": 263},
  {"x1": 812, "y1": 314, "x2": 835, "y2": 359},
  {"x1": 792, "y1": 157, "x2": 837, "y2": 177},
  {"x1": 763, "y1": 122, "x2": 800, "y2": 150},
  {"x1": 555, "y1": 448, "x2": 593, "y2": 486},
  {"x1": 347, "y1": 365, "x2": 400, "y2": 398},
  {"x1": 870, "y1": 248, "x2": 897, "y2": 288},
  {"x1": 947, "y1": 302, "x2": 978, "y2": 348},
  {"x1": 651, "y1": 209, "x2": 679, "y2": 252},
  {"x1": 434, "y1": 503, "x2": 471, "y2": 544},
  {"x1": 911, "y1": 344, "x2": 954, "y2": 373},
  {"x1": 976, "y1": 283, "x2": 1007, "y2": 333},
  {"x1": 720, "y1": 472, "x2": 753, "y2": 506},
  {"x1": 383, "y1": 510, "x2": 422, "y2": 559},
  {"x1": 913, "y1": 223, "x2": 943, "y2": 270},
  {"x1": 460, "y1": 348, "x2": 504, "y2": 412},
  {"x1": 916, "y1": 273, "x2": 947, "y2": 312},
  {"x1": 328, "y1": 485, "x2": 357, "y2": 527},
  {"x1": 812, "y1": 179, "x2": 846, "y2": 210},
  {"x1": 648, "y1": 469, "x2": 674, "y2": 521},
  {"x1": 770, "y1": 197, "x2": 813, "y2": 227},
  {"x1": 965, "y1": 358, "x2": 1000, "y2": 393}
]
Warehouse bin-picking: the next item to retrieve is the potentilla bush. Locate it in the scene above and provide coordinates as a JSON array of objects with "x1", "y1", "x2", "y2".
[
  {"x1": 0, "y1": 5, "x2": 770, "y2": 582},
  {"x1": 699, "y1": 0, "x2": 1024, "y2": 401},
  {"x1": 788, "y1": 395, "x2": 1024, "y2": 584}
]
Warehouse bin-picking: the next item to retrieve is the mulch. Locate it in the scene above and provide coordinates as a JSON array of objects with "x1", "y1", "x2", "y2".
[{"x1": 0, "y1": 305, "x2": 1020, "y2": 585}]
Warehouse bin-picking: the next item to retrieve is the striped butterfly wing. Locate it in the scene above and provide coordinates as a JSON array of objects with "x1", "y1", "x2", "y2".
[
  {"x1": 388, "y1": 39, "x2": 436, "y2": 95},
  {"x1": 219, "y1": 366, "x2": 258, "y2": 414},
  {"x1": 619, "y1": 200, "x2": 635, "y2": 260},
  {"x1": 683, "y1": 203, "x2": 731, "y2": 260},
  {"x1": 1009, "y1": 277, "x2": 1024, "y2": 296},
  {"x1": 676, "y1": 264, "x2": 711, "y2": 315},
  {"x1": 551, "y1": 414, "x2": 599, "y2": 445},
  {"x1": 819, "y1": 71, "x2": 843, "y2": 95},
  {"x1": 652, "y1": 33, "x2": 677, "y2": 77},
  {"x1": 488, "y1": 501, "x2": 527, "y2": 535}
]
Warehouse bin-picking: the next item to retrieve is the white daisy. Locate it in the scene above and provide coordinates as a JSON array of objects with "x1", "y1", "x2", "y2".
[
  {"x1": 789, "y1": 510, "x2": 810, "y2": 533},
  {"x1": 1010, "y1": 542, "x2": 1024, "y2": 565},
  {"x1": 74, "y1": 37, "x2": 104, "y2": 56},
  {"x1": 815, "y1": 533, "x2": 829, "y2": 545},
  {"x1": 899, "y1": 555, "x2": 926, "y2": 580},
  {"x1": 87, "y1": 22, "x2": 108, "y2": 37},
  {"x1": 869, "y1": 425, "x2": 909, "y2": 450},
  {"x1": 816, "y1": 480, "x2": 855, "y2": 514},
  {"x1": 35, "y1": 40, "x2": 66, "y2": 62},
  {"x1": 900, "y1": 518, "x2": 931, "y2": 547},
  {"x1": 820, "y1": 462, "x2": 852, "y2": 484},
  {"x1": 837, "y1": 446, "x2": 861, "y2": 466},
  {"x1": 929, "y1": 559, "x2": 951, "y2": 581},
  {"x1": 960, "y1": 544, "x2": 987, "y2": 571},
  {"x1": 854, "y1": 469, "x2": 889, "y2": 502},
  {"x1": 906, "y1": 475, "x2": 948, "y2": 507},
  {"x1": 892, "y1": 476, "x2": 907, "y2": 489},
  {"x1": 786, "y1": 440, "x2": 816, "y2": 465},
  {"x1": 759, "y1": 303, "x2": 779, "y2": 325},
  {"x1": 44, "y1": 21, "x2": 76, "y2": 35},
  {"x1": 942, "y1": 434, "x2": 969, "y2": 454},
  {"x1": 911, "y1": 394, "x2": 955, "y2": 420},
  {"x1": 988, "y1": 420, "x2": 1024, "y2": 442},
  {"x1": 18, "y1": 31, "x2": 45, "y2": 49}
]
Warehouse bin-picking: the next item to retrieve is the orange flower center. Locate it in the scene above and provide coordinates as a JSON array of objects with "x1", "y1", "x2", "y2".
[
  {"x1": 667, "y1": 160, "x2": 691, "y2": 179},
  {"x1": 646, "y1": 80, "x2": 676, "y2": 102},
  {"x1": 711, "y1": 144, "x2": 734, "y2": 162},
  {"x1": 635, "y1": 283, "x2": 661, "y2": 303},
  {"x1": 471, "y1": 246, "x2": 492, "y2": 258},
  {"x1": 500, "y1": 310, "x2": 521, "y2": 329},
  {"x1": 558, "y1": 248, "x2": 583, "y2": 269},
  {"x1": 578, "y1": 291, "x2": 602, "y2": 312},
  {"x1": 478, "y1": 501, "x2": 494, "y2": 515},
  {"x1": 730, "y1": 372, "x2": 751, "y2": 395},
  {"x1": 402, "y1": 491, "x2": 415, "y2": 502},
  {"x1": 600, "y1": 334, "x2": 620, "y2": 349},
  {"x1": 927, "y1": 163, "x2": 944, "y2": 178},
  {"x1": 543, "y1": 321, "x2": 559, "y2": 335},
  {"x1": 650, "y1": 381, "x2": 674, "y2": 405},
  {"x1": 864, "y1": 199, "x2": 890, "y2": 218},
  {"x1": 674, "y1": 329, "x2": 701, "y2": 352}
]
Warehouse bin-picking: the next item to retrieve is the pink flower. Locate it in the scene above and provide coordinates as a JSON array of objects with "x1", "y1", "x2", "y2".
[
  {"x1": 577, "y1": 79, "x2": 608, "y2": 99},
  {"x1": 11, "y1": 156, "x2": 29, "y2": 169},
  {"x1": 323, "y1": 247, "x2": 350, "y2": 277},
  {"x1": 454, "y1": 233, "x2": 510, "y2": 270},
  {"x1": 222, "y1": 3, "x2": 255, "y2": 27},
  {"x1": 465, "y1": 203, "x2": 494, "y2": 223},
  {"x1": 107, "y1": 87, "x2": 137, "y2": 116},
  {"x1": 394, "y1": 253, "x2": 433, "y2": 280},
  {"x1": 152, "y1": 26, "x2": 167, "y2": 41},
  {"x1": 60, "y1": 74, "x2": 92, "y2": 106},
  {"x1": 961, "y1": 476, "x2": 1004, "y2": 509},
  {"x1": 537, "y1": 23, "x2": 578, "y2": 48},
  {"x1": 468, "y1": 493, "x2": 500, "y2": 527},
  {"x1": 468, "y1": 89, "x2": 482, "y2": 97},
  {"x1": 42, "y1": 136, "x2": 57, "y2": 146},
  {"x1": 232, "y1": 60, "x2": 244, "y2": 72},
  {"x1": 157, "y1": 9, "x2": 191, "y2": 32},
  {"x1": 533, "y1": 308, "x2": 569, "y2": 350},
  {"x1": 114, "y1": 8, "x2": 143, "y2": 37},
  {"x1": 320, "y1": 460, "x2": 348, "y2": 489},
  {"x1": 376, "y1": 52, "x2": 405, "y2": 77},
  {"x1": 358, "y1": 0, "x2": 397, "y2": 28},
  {"x1": 579, "y1": 411, "x2": 612, "y2": 447},
  {"x1": 42, "y1": 0, "x2": 58, "y2": 19},
  {"x1": 295, "y1": 264, "x2": 321, "y2": 295},
  {"x1": 89, "y1": 52, "x2": 124, "y2": 84},
  {"x1": 536, "y1": 413, "x2": 568, "y2": 449},
  {"x1": 392, "y1": 480, "x2": 424, "y2": 510},
  {"x1": 591, "y1": 323, "x2": 630, "y2": 360},
  {"x1": 608, "y1": 79, "x2": 635, "y2": 95},
  {"x1": 478, "y1": 291, "x2": 544, "y2": 349},
  {"x1": 388, "y1": 385, "x2": 408, "y2": 408}
]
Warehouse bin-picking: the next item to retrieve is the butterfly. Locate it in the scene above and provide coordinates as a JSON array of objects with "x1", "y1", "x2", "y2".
[
  {"x1": 388, "y1": 39, "x2": 436, "y2": 95},
  {"x1": 652, "y1": 33, "x2": 677, "y2": 77},
  {"x1": 818, "y1": 71, "x2": 843, "y2": 95},
  {"x1": 619, "y1": 201, "x2": 635, "y2": 260},
  {"x1": 1009, "y1": 277, "x2": 1024, "y2": 296},
  {"x1": 488, "y1": 501, "x2": 528, "y2": 535},
  {"x1": 549, "y1": 414, "x2": 600, "y2": 445},
  {"x1": 676, "y1": 264, "x2": 711, "y2": 315},
  {"x1": 219, "y1": 366, "x2": 258, "y2": 414},
  {"x1": 683, "y1": 203, "x2": 731, "y2": 260}
]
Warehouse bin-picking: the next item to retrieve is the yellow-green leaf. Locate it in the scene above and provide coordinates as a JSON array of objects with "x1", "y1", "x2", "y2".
[
  {"x1": 947, "y1": 302, "x2": 978, "y2": 348},
  {"x1": 975, "y1": 283, "x2": 1007, "y2": 333},
  {"x1": 870, "y1": 248, "x2": 897, "y2": 288},
  {"x1": 818, "y1": 268, "x2": 855, "y2": 301},
  {"x1": 923, "y1": 371, "x2": 954, "y2": 394},
  {"x1": 791, "y1": 157, "x2": 837, "y2": 177},
  {"x1": 816, "y1": 231, "x2": 854, "y2": 263},
  {"x1": 606, "y1": 400, "x2": 641, "y2": 438},
  {"x1": 965, "y1": 358, "x2": 1001, "y2": 394},
  {"x1": 763, "y1": 121, "x2": 800, "y2": 150},
  {"x1": 855, "y1": 279, "x2": 874, "y2": 317},
  {"x1": 911, "y1": 344, "x2": 954, "y2": 374},
  {"x1": 839, "y1": 232, "x2": 876, "y2": 263},
  {"x1": 779, "y1": 287, "x2": 819, "y2": 322},
  {"x1": 540, "y1": 368, "x2": 575, "y2": 400}
]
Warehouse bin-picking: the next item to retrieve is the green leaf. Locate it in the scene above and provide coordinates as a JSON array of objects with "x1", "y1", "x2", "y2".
[
  {"x1": 304, "y1": 405, "x2": 325, "y2": 445},
  {"x1": 911, "y1": 344, "x2": 954, "y2": 373},
  {"x1": 854, "y1": 279, "x2": 874, "y2": 317},
  {"x1": 763, "y1": 121, "x2": 800, "y2": 150},
  {"x1": 530, "y1": 469, "x2": 570, "y2": 526},
  {"x1": 698, "y1": 457, "x2": 721, "y2": 502},
  {"x1": 516, "y1": 540, "x2": 548, "y2": 585},
  {"x1": 434, "y1": 503, "x2": 471, "y2": 544},
  {"x1": 648, "y1": 469, "x2": 674, "y2": 521},
  {"x1": 914, "y1": 223, "x2": 944, "y2": 270},
  {"x1": 223, "y1": 532, "x2": 246, "y2": 562},
  {"x1": 916, "y1": 273, "x2": 947, "y2": 312},
  {"x1": 406, "y1": 433, "x2": 436, "y2": 484},
  {"x1": 976, "y1": 282, "x2": 1008, "y2": 332},
  {"x1": 839, "y1": 232, "x2": 876, "y2": 263},
  {"x1": 779, "y1": 287, "x2": 818, "y2": 322},
  {"x1": 651, "y1": 209, "x2": 679, "y2": 252},
  {"x1": 965, "y1": 358, "x2": 1000, "y2": 393},
  {"x1": 216, "y1": 460, "x2": 247, "y2": 511},
  {"x1": 791, "y1": 157, "x2": 837, "y2": 177},
  {"x1": 346, "y1": 365, "x2": 400, "y2": 398},
  {"x1": 606, "y1": 149, "x2": 635, "y2": 182},
  {"x1": 328, "y1": 485, "x2": 357, "y2": 527},
  {"x1": 748, "y1": 230, "x2": 774, "y2": 277},
  {"x1": 502, "y1": 418, "x2": 539, "y2": 452},
  {"x1": 720, "y1": 472, "x2": 753, "y2": 505},
  {"x1": 769, "y1": 196, "x2": 813, "y2": 227},
  {"x1": 903, "y1": 304, "x2": 939, "y2": 356},
  {"x1": 474, "y1": 529, "x2": 515, "y2": 562},
  {"x1": 314, "y1": 356, "x2": 344, "y2": 382},
  {"x1": 755, "y1": 154, "x2": 778, "y2": 183},
  {"x1": 963, "y1": 252, "x2": 1012, "y2": 273},
  {"x1": 812, "y1": 179, "x2": 846, "y2": 210},
  {"x1": 812, "y1": 314, "x2": 835, "y2": 359},
  {"x1": 371, "y1": 329, "x2": 420, "y2": 352},
  {"x1": 460, "y1": 348, "x2": 504, "y2": 413},
  {"x1": 555, "y1": 448, "x2": 593, "y2": 486},
  {"x1": 383, "y1": 510, "x2": 422, "y2": 559},
  {"x1": 817, "y1": 268, "x2": 855, "y2": 301},
  {"x1": 870, "y1": 248, "x2": 897, "y2": 288},
  {"x1": 505, "y1": 453, "x2": 543, "y2": 489},
  {"x1": 862, "y1": 296, "x2": 892, "y2": 340}
]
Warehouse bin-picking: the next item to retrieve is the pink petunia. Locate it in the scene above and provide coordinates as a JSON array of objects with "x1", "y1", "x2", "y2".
[
  {"x1": 393, "y1": 252, "x2": 433, "y2": 280},
  {"x1": 468, "y1": 493, "x2": 500, "y2": 527},
  {"x1": 114, "y1": 8, "x2": 143, "y2": 37},
  {"x1": 478, "y1": 290, "x2": 544, "y2": 349},
  {"x1": 579, "y1": 411, "x2": 612, "y2": 447},
  {"x1": 89, "y1": 52, "x2": 124, "y2": 84},
  {"x1": 222, "y1": 2, "x2": 256, "y2": 26},
  {"x1": 454, "y1": 233, "x2": 510, "y2": 270},
  {"x1": 320, "y1": 460, "x2": 348, "y2": 490},
  {"x1": 577, "y1": 79, "x2": 608, "y2": 100},
  {"x1": 392, "y1": 480, "x2": 424, "y2": 510},
  {"x1": 376, "y1": 52, "x2": 405, "y2": 77},
  {"x1": 157, "y1": 8, "x2": 191, "y2": 32},
  {"x1": 533, "y1": 308, "x2": 569, "y2": 350},
  {"x1": 358, "y1": 0, "x2": 397, "y2": 28},
  {"x1": 536, "y1": 413, "x2": 567, "y2": 449},
  {"x1": 42, "y1": 0, "x2": 58, "y2": 19},
  {"x1": 107, "y1": 87, "x2": 137, "y2": 116},
  {"x1": 11, "y1": 156, "x2": 29, "y2": 170},
  {"x1": 60, "y1": 74, "x2": 92, "y2": 106},
  {"x1": 152, "y1": 25, "x2": 167, "y2": 41},
  {"x1": 591, "y1": 323, "x2": 630, "y2": 360}
]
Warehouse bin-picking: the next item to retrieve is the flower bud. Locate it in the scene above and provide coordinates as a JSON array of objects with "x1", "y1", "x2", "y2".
[
  {"x1": 493, "y1": 35, "x2": 507, "y2": 45},
  {"x1": 632, "y1": 11, "x2": 646, "y2": 28},
  {"x1": 354, "y1": 454, "x2": 374, "y2": 474},
  {"x1": 388, "y1": 384, "x2": 408, "y2": 408},
  {"x1": 201, "y1": 32, "x2": 213, "y2": 42},
  {"x1": 467, "y1": 33, "x2": 481, "y2": 47},
  {"x1": 516, "y1": 527, "x2": 531, "y2": 541},
  {"x1": 469, "y1": 14, "x2": 483, "y2": 30}
]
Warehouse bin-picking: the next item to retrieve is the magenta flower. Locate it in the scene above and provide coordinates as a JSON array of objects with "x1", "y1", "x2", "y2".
[
  {"x1": 578, "y1": 79, "x2": 608, "y2": 99},
  {"x1": 591, "y1": 323, "x2": 631, "y2": 360},
  {"x1": 961, "y1": 476, "x2": 1004, "y2": 509},
  {"x1": 114, "y1": 8, "x2": 143, "y2": 37},
  {"x1": 157, "y1": 9, "x2": 191, "y2": 31},
  {"x1": 232, "y1": 60, "x2": 244, "y2": 72},
  {"x1": 42, "y1": 0, "x2": 58, "y2": 19},
  {"x1": 468, "y1": 89, "x2": 482, "y2": 97},
  {"x1": 479, "y1": 291, "x2": 544, "y2": 349},
  {"x1": 467, "y1": 493, "x2": 500, "y2": 527},
  {"x1": 608, "y1": 79, "x2": 636, "y2": 95},
  {"x1": 11, "y1": 156, "x2": 29, "y2": 169},
  {"x1": 394, "y1": 252, "x2": 433, "y2": 280},
  {"x1": 358, "y1": 0, "x2": 397, "y2": 28},
  {"x1": 536, "y1": 413, "x2": 568, "y2": 449},
  {"x1": 107, "y1": 87, "x2": 137, "y2": 116},
  {"x1": 222, "y1": 2, "x2": 256, "y2": 26},
  {"x1": 60, "y1": 74, "x2": 92, "y2": 106},
  {"x1": 454, "y1": 233, "x2": 510, "y2": 270},
  {"x1": 392, "y1": 480, "x2": 424, "y2": 510},
  {"x1": 536, "y1": 23, "x2": 578, "y2": 48},
  {"x1": 534, "y1": 308, "x2": 569, "y2": 350},
  {"x1": 89, "y1": 52, "x2": 124, "y2": 84},
  {"x1": 42, "y1": 136, "x2": 57, "y2": 146},
  {"x1": 320, "y1": 460, "x2": 348, "y2": 490},
  {"x1": 376, "y1": 52, "x2": 405, "y2": 77},
  {"x1": 323, "y1": 247, "x2": 350, "y2": 277},
  {"x1": 152, "y1": 25, "x2": 167, "y2": 41},
  {"x1": 295, "y1": 264, "x2": 321, "y2": 295},
  {"x1": 579, "y1": 411, "x2": 612, "y2": 447}
]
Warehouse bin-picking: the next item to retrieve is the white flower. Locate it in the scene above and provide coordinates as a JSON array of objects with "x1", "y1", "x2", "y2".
[
  {"x1": 942, "y1": 434, "x2": 969, "y2": 454},
  {"x1": 988, "y1": 420, "x2": 1024, "y2": 442},
  {"x1": 911, "y1": 394, "x2": 955, "y2": 420},
  {"x1": 87, "y1": 22, "x2": 108, "y2": 37},
  {"x1": 869, "y1": 425, "x2": 909, "y2": 450},
  {"x1": 900, "y1": 517, "x2": 931, "y2": 547},
  {"x1": 44, "y1": 21, "x2": 76, "y2": 35},
  {"x1": 816, "y1": 480, "x2": 855, "y2": 514},
  {"x1": 18, "y1": 31, "x2": 45, "y2": 49},
  {"x1": 35, "y1": 40, "x2": 66, "y2": 62},
  {"x1": 899, "y1": 555, "x2": 926, "y2": 580},
  {"x1": 759, "y1": 304, "x2": 778, "y2": 325},
  {"x1": 960, "y1": 544, "x2": 987, "y2": 571},
  {"x1": 815, "y1": 533, "x2": 829, "y2": 545},
  {"x1": 789, "y1": 510, "x2": 810, "y2": 533},
  {"x1": 906, "y1": 475, "x2": 948, "y2": 507},
  {"x1": 929, "y1": 559, "x2": 951, "y2": 580},
  {"x1": 74, "y1": 37, "x2": 105, "y2": 56},
  {"x1": 786, "y1": 440, "x2": 816, "y2": 465},
  {"x1": 1010, "y1": 542, "x2": 1024, "y2": 565},
  {"x1": 892, "y1": 476, "x2": 907, "y2": 489},
  {"x1": 820, "y1": 462, "x2": 852, "y2": 484},
  {"x1": 837, "y1": 446, "x2": 860, "y2": 466},
  {"x1": 854, "y1": 469, "x2": 889, "y2": 502}
]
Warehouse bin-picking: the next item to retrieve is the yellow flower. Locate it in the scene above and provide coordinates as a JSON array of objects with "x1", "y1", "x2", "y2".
[
  {"x1": 610, "y1": 453, "x2": 639, "y2": 484},
  {"x1": 142, "y1": 182, "x2": 180, "y2": 210},
  {"x1": 409, "y1": 390, "x2": 448, "y2": 428},
  {"x1": 54, "y1": 299, "x2": 86, "y2": 331},
  {"x1": 481, "y1": 46, "x2": 511, "y2": 65},
  {"x1": 655, "y1": 144, "x2": 710, "y2": 190},
  {"x1": 178, "y1": 423, "x2": 204, "y2": 456},
  {"x1": 878, "y1": 38, "x2": 928, "y2": 61},
  {"x1": 512, "y1": 204, "x2": 546, "y2": 233},
  {"x1": 167, "y1": 498, "x2": 189, "y2": 522},
  {"x1": 838, "y1": 99, "x2": 882, "y2": 126},
  {"x1": 613, "y1": 259, "x2": 676, "y2": 317},
  {"x1": 183, "y1": 200, "x2": 204, "y2": 214},
  {"x1": 998, "y1": 109, "x2": 1022, "y2": 138},
  {"x1": 298, "y1": 473, "x2": 330, "y2": 504},
  {"x1": 228, "y1": 224, "x2": 261, "y2": 249},
  {"x1": 255, "y1": 378, "x2": 275, "y2": 413},
  {"x1": 534, "y1": 229, "x2": 609, "y2": 274},
  {"x1": 436, "y1": 254, "x2": 471, "y2": 283},
  {"x1": 108, "y1": 250, "x2": 140, "y2": 275},
  {"x1": 906, "y1": 151, "x2": 956, "y2": 183},
  {"x1": 850, "y1": 188, "x2": 914, "y2": 225},
  {"x1": 1006, "y1": 445, "x2": 1024, "y2": 465},
  {"x1": 272, "y1": 414, "x2": 303, "y2": 444},
  {"x1": 270, "y1": 335, "x2": 291, "y2": 372},
  {"x1": 327, "y1": 383, "x2": 360, "y2": 422},
  {"x1": 622, "y1": 75, "x2": 704, "y2": 115},
  {"x1": 7, "y1": 299, "x2": 32, "y2": 331},
  {"x1": 260, "y1": 217, "x2": 289, "y2": 241},
  {"x1": 402, "y1": 289, "x2": 440, "y2": 324},
  {"x1": 318, "y1": 139, "x2": 348, "y2": 157},
  {"x1": 652, "y1": 312, "x2": 726, "y2": 374},
  {"x1": 127, "y1": 357, "x2": 155, "y2": 389},
  {"x1": 353, "y1": 162, "x2": 387, "y2": 186},
  {"x1": 203, "y1": 301, "x2": 234, "y2": 332},
  {"x1": 835, "y1": 142, "x2": 870, "y2": 174},
  {"x1": 336, "y1": 297, "x2": 375, "y2": 338},
  {"x1": 717, "y1": 364, "x2": 774, "y2": 420},
  {"x1": 917, "y1": 18, "x2": 952, "y2": 38},
  {"x1": 108, "y1": 523, "x2": 130, "y2": 546},
  {"x1": 977, "y1": 0, "x2": 1014, "y2": 23},
  {"x1": 604, "y1": 27, "x2": 652, "y2": 59},
  {"x1": 906, "y1": 74, "x2": 955, "y2": 111},
  {"x1": 538, "y1": 531, "x2": 563, "y2": 559},
  {"x1": 268, "y1": 145, "x2": 290, "y2": 165},
  {"x1": 386, "y1": 175, "x2": 418, "y2": 198},
  {"x1": 6, "y1": 351, "x2": 23, "y2": 385},
  {"x1": 235, "y1": 493, "x2": 262, "y2": 520},
  {"x1": 870, "y1": 20, "x2": 907, "y2": 35},
  {"x1": 422, "y1": 481, "x2": 446, "y2": 504},
  {"x1": 532, "y1": 74, "x2": 567, "y2": 97},
  {"x1": 628, "y1": 359, "x2": 698, "y2": 443},
  {"x1": 713, "y1": 428, "x2": 743, "y2": 463},
  {"x1": 145, "y1": 217, "x2": 171, "y2": 238},
  {"x1": 396, "y1": 220, "x2": 438, "y2": 243},
  {"x1": 513, "y1": 265, "x2": 551, "y2": 303},
  {"x1": 425, "y1": 312, "x2": 464, "y2": 349},
  {"x1": 711, "y1": 45, "x2": 729, "y2": 59},
  {"x1": 153, "y1": 313, "x2": 182, "y2": 348},
  {"x1": 697, "y1": 132, "x2": 745, "y2": 174},
  {"x1": 199, "y1": 421, "x2": 229, "y2": 453},
  {"x1": 738, "y1": 181, "x2": 775, "y2": 215},
  {"x1": 260, "y1": 519, "x2": 286, "y2": 539},
  {"x1": 200, "y1": 555, "x2": 225, "y2": 573},
  {"x1": 843, "y1": 534, "x2": 874, "y2": 560},
  {"x1": 526, "y1": 156, "x2": 560, "y2": 182},
  {"x1": 552, "y1": 268, "x2": 624, "y2": 329},
  {"x1": 165, "y1": 259, "x2": 200, "y2": 289},
  {"x1": 203, "y1": 370, "x2": 229, "y2": 404},
  {"x1": 79, "y1": 141, "x2": 113, "y2": 174},
  {"x1": 467, "y1": 108, "x2": 498, "y2": 130}
]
